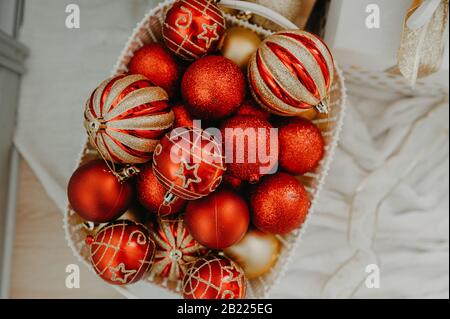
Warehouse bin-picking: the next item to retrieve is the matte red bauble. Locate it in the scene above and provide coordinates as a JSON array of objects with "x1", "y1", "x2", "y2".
[
  {"x1": 183, "y1": 255, "x2": 246, "y2": 299},
  {"x1": 236, "y1": 98, "x2": 270, "y2": 121},
  {"x1": 149, "y1": 218, "x2": 206, "y2": 282},
  {"x1": 249, "y1": 30, "x2": 334, "y2": 116},
  {"x1": 136, "y1": 163, "x2": 186, "y2": 216},
  {"x1": 181, "y1": 56, "x2": 246, "y2": 120},
  {"x1": 279, "y1": 118, "x2": 325, "y2": 175},
  {"x1": 67, "y1": 160, "x2": 133, "y2": 223},
  {"x1": 220, "y1": 115, "x2": 278, "y2": 183},
  {"x1": 172, "y1": 103, "x2": 194, "y2": 128},
  {"x1": 128, "y1": 43, "x2": 182, "y2": 98},
  {"x1": 185, "y1": 188, "x2": 250, "y2": 249},
  {"x1": 84, "y1": 74, "x2": 174, "y2": 164},
  {"x1": 152, "y1": 127, "x2": 225, "y2": 201},
  {"x1": 163, "y1": 0, "x2": 226, "y2": 60},
  {"x1": 250, "y1": 172, "x2": 310, "y2": 234},
  {"x1": 88, "y1": 220, "x2": 155, "y2": 285}
]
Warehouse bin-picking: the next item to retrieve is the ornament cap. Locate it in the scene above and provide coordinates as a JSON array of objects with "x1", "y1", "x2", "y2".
[
  {"x1": 163, "y1": 191, "x2": 177, "y2": 206},
  {"x1": 116, "y1": 165, "x2": 140, "y2": 182},
  {"x1": 315, "y1": 101, "x2": 329, "y2": 114},
  {"x1": 87, "y1": 118, "x2": 106, "y2": 134}
]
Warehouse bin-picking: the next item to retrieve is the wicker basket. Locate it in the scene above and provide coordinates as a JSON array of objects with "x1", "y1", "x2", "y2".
[{"x1": 64, "y1": 0, "x2": 347, "y2": 299}]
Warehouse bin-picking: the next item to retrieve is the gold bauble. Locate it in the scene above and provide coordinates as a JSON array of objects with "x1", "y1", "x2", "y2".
[
  {"x1": 219, "y1": 27, "x2": 261, "y2": 70},
  {"x1": 224, "y1": 229, "x2": 281, "y2": 279}
]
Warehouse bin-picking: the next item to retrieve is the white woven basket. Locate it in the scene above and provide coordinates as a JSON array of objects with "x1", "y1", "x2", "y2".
[{"x1": 64, "y1": 0, "x2": 347, "y2": 299}]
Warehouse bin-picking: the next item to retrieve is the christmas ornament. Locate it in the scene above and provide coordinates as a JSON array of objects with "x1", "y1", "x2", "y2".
[
  {"x1": 220, "y1": 115, "x2": 278, "y2": 183},
  {"x1": 68, "y1": 160, "x2": 133, "y2": 223},
  {"x1": 88, "y1": 220, "x2": 155, "y2": 285},
  {"x1": 152, "y1": 127, "x2": 225, "y2": 202},
  {"x1": 128, "y1": 43, "x2": 183, "y2": 98},
  {"x1": 249, "y1": 30, "x2": 334, "y2": 116},
  {"x1": 219, "y1": 27, "x2": 261, "y2": 69},
  {"x1": 181, "y1": 55, "x2": 246, "y2": 120},
  {"x1": 136, "y1": 162, "x2": 186, "y2": 216},
  {"x1": 183, "y1": 255, "x2": 246, "y2": 299},
  {"x1": 279, "y1": 118, "x2": 325, "y2": 174},
  {"x1": 236, "y1": 98, "x2": 270, "y2": 121},
  {"x1": 172, "y1": 103, "x2": 194, "y2": 128},
  {"x1": 163, "y1": 0, "x2": 226, "y2": 60},
  {"x1": 149, "y1": 218, "x2": 206, "y2": 282},
  {"x1": 250, "y1": 172, "x2": 310, "y2": 234},
  {"x1": 84, "y1": 74, "x2": 174, "y2": 164},
  {"x1": 225, "y1": 229, "x2": 281, "y2": 279},
  {"x1": 185, "y1": 188, "x2": 250, "y2": 249}
]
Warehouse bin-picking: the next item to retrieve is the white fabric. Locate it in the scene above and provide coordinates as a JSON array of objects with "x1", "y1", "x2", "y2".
[{"x1": 15, "y1": 0, "x2": 449, "y2": 298}]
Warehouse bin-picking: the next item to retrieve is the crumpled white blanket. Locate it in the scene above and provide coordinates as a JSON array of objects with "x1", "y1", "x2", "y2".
[{"x1": 14, "y1": 0, "x2": 449, "y2": 299}]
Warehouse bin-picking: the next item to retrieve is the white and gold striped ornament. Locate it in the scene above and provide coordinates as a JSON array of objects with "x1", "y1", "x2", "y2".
[
  {"x1": 84, "y1": 74, "x2": 174, "y2": 164},
  {"x1": 248, "y1": 30, "x2": 335, "y2": 116}
]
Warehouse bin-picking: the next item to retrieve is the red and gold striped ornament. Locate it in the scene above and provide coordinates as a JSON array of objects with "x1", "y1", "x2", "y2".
[
  {"x1": 152, "y1": 127, "x2": 225, "y2": 201},
  {"x1": 248, "y1": 30, "x2": 334, "y2": 116},
  {"x1": 84, "y1": 74, "x2": 174, "y2": 164},
  {"x1": 163, "y1": 0, "x2": 226, "y2": 60},
  {"x1": 88, "y1": 220, "x2": 155, "y2": 285},
  {"x1": 149, "y1": 218, "x2": 206, "y2": 282}
]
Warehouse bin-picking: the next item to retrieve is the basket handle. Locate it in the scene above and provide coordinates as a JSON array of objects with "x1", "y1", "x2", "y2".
[{"x1": 219, "y1": 0, "x2": 299, "y2": 30}]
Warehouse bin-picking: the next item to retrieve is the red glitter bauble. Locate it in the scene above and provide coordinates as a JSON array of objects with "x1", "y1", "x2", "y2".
[
  {"x1": 136, "y1": 163, "x2": 186, "y2": 216},
  {"x1": 236, "y1": 98, "x2": 270, "y2": 121},
  {"x1": 279, "y1": 118, "x2": 325, "y2": 175},
  {"x1": 250, "y1": 172, "x2": 310, "y2": 234},
  {"x1": 249, "y1": 30, "x2": 334, "y2": 116},
  {"x1": 84, "y1": 74, "x2": 174, "y2": 164},
  {"x1": 185, "y1": 188, "x2": 250, "y2": 249},
  {"x1": 152, "y1": 127, "x2": 225, "y2": 201},
  {"x1": 163, "y1": 0, "x2": 226, "y2": 60},
  {"x1": 88, "y1": 220, "x2": 155, "y2": 285},
  {"x1": 183, "y1": 255, "x2": 246, "y2": 299},
  {"x1": 220, "y1": 115, "x2": 278, "y2": 183},
  {"x1": 128, "y1": 43, "x2": 182, "y2": 98},
  {"x1": 181, "y1": 56, "x2": 246, "y2": 120},
  {"x1": 149, "y1": 218, "x2": 206, "y2": 283},
  {"x1": 68, "y1": 160, "x2": 133, "y2": 223},
  {"x1": 172, "y1": 103, "x2": 194, "y2": 128}
]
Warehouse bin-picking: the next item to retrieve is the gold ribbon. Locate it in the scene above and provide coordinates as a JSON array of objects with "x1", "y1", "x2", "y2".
[{"x1": 395, "y1": 0, "x2": 449, "y2": 86}]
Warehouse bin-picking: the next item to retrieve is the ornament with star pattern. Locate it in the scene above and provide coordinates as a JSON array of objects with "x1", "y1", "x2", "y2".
[
  {"x1": 163, "y1": 0, "x2": 226, "y2": 60},
  {"x1": 183, "y1": 255, "x2": 247, "y2": 299},
  {"x1": 88, "y1": 220, "x2": 155, "y2": 285},
  {"x1": 152, "y1": 127, "x2": 225, "y2": 203},
  {"x1": 149, "y1": 218, "x2": 207, "y2": 284}
]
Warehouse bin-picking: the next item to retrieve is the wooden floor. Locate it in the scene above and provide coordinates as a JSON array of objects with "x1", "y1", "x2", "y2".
[{"x1": 9, "y1": 159, "x2": 122, "y2": 298}]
